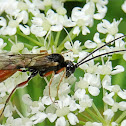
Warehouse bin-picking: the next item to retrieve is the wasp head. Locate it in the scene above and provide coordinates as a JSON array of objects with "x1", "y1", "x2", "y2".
[{"x1": 65, "y1": 60, "x2": 76, "y2": 78}]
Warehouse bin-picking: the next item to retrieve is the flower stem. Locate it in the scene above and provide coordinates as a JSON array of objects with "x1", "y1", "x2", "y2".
[
  {"x1": 92, "y1": 103, "x2": 104, "y2": 120},
  {"x1": 78, "y1": 112, "x2": 94, "y2": 122},
  {"x1": 54, "y1": 31, "x2": 61, "y2": 47},
  {"x1": 24, "y1": 43, "x2": 33, "y2": 49},
  {"x1": 86, "y1": 108, "x2": 105, "y2": 123},
  {"x1": 79, "y1": 121, "x2": 86, "y2": 125},
  {"x1": 17, "y1": 31, "x2": 43, "y2": 46},
  {"x1": 57, "y1": 28, "x2": 77, "y2": 53},
  {"x1": 115, "y1": 111, "x2": 126, "y2": 124}
]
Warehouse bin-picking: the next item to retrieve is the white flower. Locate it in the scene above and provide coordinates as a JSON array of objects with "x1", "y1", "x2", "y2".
[
  {"x1": 19, "y1": 25, "x2": 30, "y2": 35},
  {"x1": 0, "y1": 17, "x2": 6, "y2": 26},
  {"x1": 118, "y1": 90, "x2": 126, "y2": 99},
  {"x1": 56, "y1": 6, "x2": 67, "y2": 15},
  {"x1": 118, "y1": 101, "x2": 126, "y2": 111},
  {"x1": 42, "y1": 96, "x2": 53, "y2": 105},
  {"x1": 71, "y1": 0, "x2": 108, "y2": 36},
  {"x1": 63, "y1": 51, "x2": 74, "y2": 61},
  {"x1": 111, "y1": 103, "x2": 119, "y2": 112},
  {"x1": 102, "y1": 75, "x2": 111, "y2": 89},
  {"x1": 31, "y1": 24, "x2": 47, "y2": 37},
  {"x1": 3, "y1": 117, "x2": 33, "y2": 126},
  {"x1": 22, "y1": 94, "x2": 32, "y2": 106},
  {"x1": 0, "y1": 38, "x2": 7, "y2": 51},
  {"x1": 111, "y1": 122, "x2": 118, "y2": 126},
  {"x1": 111, "y1": 65, "x2": 124, "y2": 75},
  {"x1": 58, "y1": 83, "x2": 70, "y2": 96},
  {"x1": 4, "y1": 105, "x2": 13, "y2": 117},
  {"x1": 79, "y1": 95, "x2": 93, "y2": 112},
  {"x1": 122, "y1": 1, "x2": 126, "y2": 13},
  {"x1": 92, "y1": 122, "x2": 102, "y2": 126},
  {"x1": 11, "y1": 43, "x2": 24, "y2": 53},
  {"x1": 93, "y1": 32, "x2": 102, "y2": 44},
  {"x1": 97, "y1": 18, "x2": 122, "y2": 36},
  {"x1": 67, "y1": 113, "x2": 79, "y2": 125},
  {"x1": 0, "y1": 0, "x2": 19, "y2": 15},
  {"x1": 64, "y1": 40, "x2": 81, "y2": 54},
  {"x1": 103, "y1": 92, "x2": 115, "y2": 106},
  {"x1": 0, "y1": 26, "x2": 17, "y2": 36},
  {"x1": 123, "y1": 53, "x2": 126, "y2": 61},
  {"x1": 114, "y1": 33, "x2": 125, "y2": 49},
  {"x1": 96, "y1": 61, "x2": 112, "y2": 75},
  {"x1": 46, "y1": 9, "x2": 74, "y2": 32},
  {"x1": 88, "y1": 86, "x2": 100, "y2": 96},
  {"x1": 69, "y1": 100, "x2": 79, "y2": 112},
  {"x1": 32, "y1": 0, "x2": 44, "y2": 10},
  {"x1": 56, "y1": 106, "x2": 70, "y2": 117},
  {"x1": 16, "y1": 10, "x2": 28, "y2": 24},
  {"x1": 84, "y1": 40, "x2": 97, "y2": 49},
  {"x1": 93, "y1": 3, "x2": 107, "y2": 20},
  {"x1": 29, "y1": 101, "x2": 45, "y2": 114},
  {"x1": 55, "y1": 116, "x2": 66, "y2": 126},
  {"x1": 111, "y1": 85, "x2": 121, "y2": 93},
  {"x1": 75, "y1": 77, "x2": 88, "y2": 89},
  {"x1": 47, "y1": 113, "x2": 57, "y2": 123},
  {"x1": 83, "y1": 73, "x2": 101, "y2": 87},
  {"x1": 103, "y1": 109, "x2": 114, "y2": 120},
  {"x1": 30, "y1": 112, "x2": 47, "y2": 124},
  {"x1": 50, "y1": 24, "x2": 63, "y2": 31},
  {"x1": 72, "y1": 26, "x2": 80, "y2": 35},
  {"x1": 71, "y1": 7, "x2": 91, "y2": 35},
  {"x1": 86, "y1": 0, "x2": 108, "y2": 20},
  {"x1": 74, "y1": 89, "x2": 86, "y2": 100},
  {"x1": 121, "y1": 119, "x2": 126, "y2": 126}
]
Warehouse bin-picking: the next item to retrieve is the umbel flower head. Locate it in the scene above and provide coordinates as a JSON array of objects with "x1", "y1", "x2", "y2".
[{"x1": 0, "y1": 0, "x2": 126, "y2": 126}]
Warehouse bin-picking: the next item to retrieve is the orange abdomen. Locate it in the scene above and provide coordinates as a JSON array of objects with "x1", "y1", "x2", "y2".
[{"x1": 0, "y1": 70, "x2": 17, "y2": 82}]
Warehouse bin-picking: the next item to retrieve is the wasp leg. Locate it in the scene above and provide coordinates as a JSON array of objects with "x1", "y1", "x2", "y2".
[
  {"x1": 40, "y1": 50, "x2": 48, "y2": 55},
  {"x1": 0, "y1": 71, "x2": 38, "y2": 118},
  {"x1": 41, "y1": 71, "x2": 55, "y2": 103},
  {"x1": 48, "y1": 72, "x2": 55, "y2": 103},
  {"x1": 56, "y1": 68, "x2": 66, "y2": 98}
]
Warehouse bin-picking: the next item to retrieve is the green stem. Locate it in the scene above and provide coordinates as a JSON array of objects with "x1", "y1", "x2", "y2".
[
  {"x1": 79, "y1": 121, "x2": 86, "y2": 125},
  {"x1": 86, "y1": 109, "x2": 99, "y2": 122},
  {"x1": 57, "y1": 28, "x2": 77, "y2": 53},
  {"x1": 0, "y1": 35, "x2": 10, "y2": 40},
  {"x1": 92, "y1": 102, "x2": 103, "y2": 120},
  {"x1": 16, "y1": 87, "x2": 27, "y2": 116},
  {"x1": 78, "y1": 112, "x2": 93, "y2": 122},
  {"x1": 17, "y1": 31, "x2": 43, "y2": 46},
  {"x1": 36, "y1": 37, "x2": 45, "y2": 44},
  {"x1": 115, "y1": 111, "x2": 126, "y2": 124},
  {"x1": 24, "y1": 43, "x2": 33, "y2": 49},
  {"x1": 81, "y1": 45, "x2": 87, "y2": 50},
  {"x1": 86, "y1": 109, "x2": 105, "y2": 123},
  {"x1": 54, "y1": 31, "x2": 61, "y2": 47}
]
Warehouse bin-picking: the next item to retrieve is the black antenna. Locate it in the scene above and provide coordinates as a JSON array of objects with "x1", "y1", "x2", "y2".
[
  {"x1": 76, "y1": 49, "x2": 126, "y2": 67},
  {"x1": 75, "y1": 35, "x2": 126, "y2": 68}
]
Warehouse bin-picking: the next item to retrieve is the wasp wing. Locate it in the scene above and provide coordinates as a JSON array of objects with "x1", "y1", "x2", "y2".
[{"x1": 0, "y1": 53, "x2": 58, "y2": 70}]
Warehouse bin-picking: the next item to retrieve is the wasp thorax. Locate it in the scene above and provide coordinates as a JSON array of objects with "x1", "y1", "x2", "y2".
[{"x1": 65, "y1": 60, "x2": 75, "y2": 78}]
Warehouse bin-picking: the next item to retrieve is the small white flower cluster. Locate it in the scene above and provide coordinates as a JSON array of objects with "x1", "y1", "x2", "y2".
[{"x1": 0, "y1": 0, "x2": 108, "y2": 37}]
